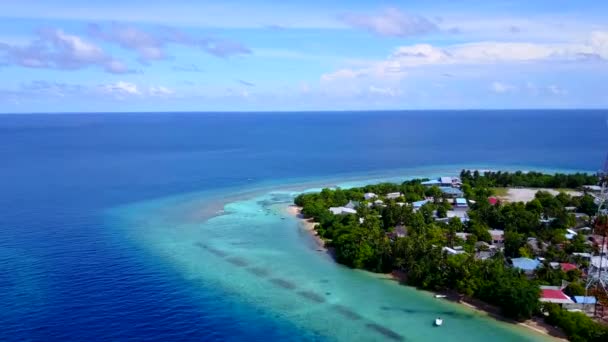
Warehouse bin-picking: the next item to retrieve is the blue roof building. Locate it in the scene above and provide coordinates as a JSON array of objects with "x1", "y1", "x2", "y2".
[
  {"x1": 455, "y1": 198, "x2": 467, "y2": 206},
  {"x1": 440, "y1": 187, "x2": 463, "y2": 197},
  {"x1": 573, "y1": 296, "x2": 597, "y2": 304},
  {"x1": 412, "y1": 199, "x2": 429, "y2": 208},
  {"x1": 511, "y1": 257, "x2": 541, "y2": 272}
]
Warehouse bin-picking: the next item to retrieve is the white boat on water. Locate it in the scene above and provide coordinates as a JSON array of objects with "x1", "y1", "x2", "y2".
[
  {"x1": 434, "y1": 294, "x2": 447, "y2": 298},
  {"x1": 434, "y1": 318, "x2": 443, "y2": 326}
]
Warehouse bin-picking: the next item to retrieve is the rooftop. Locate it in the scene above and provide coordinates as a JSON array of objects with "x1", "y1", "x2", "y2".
[
  {"x1": 540, "y1": 288, "x2": 574, "y2": 304},
  {"x1": 573, "y1": 296, "x2": 597, "y2": 304},
  {"x1": 511, "y1": 257, "x2": 541, "y2": 271},
  {"x1": 412, "y1": 199, "x2": 429, "y2": 208},
  {"x1": 560, "y1": 263, "x2": 577, "y2": 272},
  {"x1": 440, "y1": 176, "x2": 453, "y2": 184}
]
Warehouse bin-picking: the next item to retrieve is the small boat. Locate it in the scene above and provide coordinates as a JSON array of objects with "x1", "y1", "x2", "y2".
[
  {"x1": 434, "y1": 294, "x2": 447, "y2": 299},
  {"x1": 434, "y1": 317, "x2": 443, "y2": 327}
]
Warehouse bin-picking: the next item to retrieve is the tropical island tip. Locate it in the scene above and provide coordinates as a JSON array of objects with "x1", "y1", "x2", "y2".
[{"x1": 290, "y1": 169, "x2": 608, "y2": 341}]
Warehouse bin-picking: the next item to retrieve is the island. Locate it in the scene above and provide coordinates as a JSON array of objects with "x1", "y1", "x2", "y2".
[{"x1": 293, "y1": 170, "x2": 608, "y2": 341}]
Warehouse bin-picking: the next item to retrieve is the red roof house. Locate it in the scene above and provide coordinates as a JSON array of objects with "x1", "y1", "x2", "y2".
[
  {"x1": 539, "y1": 286, "x2": 574, "y2": 304},
  {"x1": 560, "y1": 263, "x2": 577, "y2": 272},
  {"x1": 488, "y1": 197, "x2": 498, "y2": 205}
]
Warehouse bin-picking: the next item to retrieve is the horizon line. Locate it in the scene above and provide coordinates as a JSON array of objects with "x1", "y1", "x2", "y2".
[{"x1": 1, "y1": 108, "x2": 607, "y2": 115}]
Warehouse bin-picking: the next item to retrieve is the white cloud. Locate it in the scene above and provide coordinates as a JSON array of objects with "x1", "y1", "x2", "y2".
[
  {"x1": 103, "y1": 81, "x2": 140, "y2": 95},
  {"x1": 0, "y1": 28, "x2": 131, "y2": 74},
  {"x1": 149, "y1": 86, "x2": 174, "y2": 96},
  {"x1": 368, "y1": 85, "x2": 400, "y2": 97},
  {"x1": 491, "y1": 81, "x2": 516, "y2": 94},
  {"x1": 339, "y1": 8, "x2": 438, "y2": 37},
  {"x1": 321, "y1": 31, "x2": 608, "y2": 83}
]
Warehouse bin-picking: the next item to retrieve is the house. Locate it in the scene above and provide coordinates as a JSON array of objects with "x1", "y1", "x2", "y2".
[
  {"x1": 440, "y1": 176, "x2": 453, "y2": 185},
  {"x1": 488, "y1": 229, "x2": 504, "y2": 244},
  {"x1": 526, "y1": 237, "x2": 548, "y2": 255},
  {"x1": 475, "y1": 250, "x2": 496, "y2": 260},
  {"x1": 386, "y1": 192, "x2": 402, "y2": 200},
  {"x1": 440, "y1": 187, "x2": 464, "y2": 198},
  {"x1": 455, "y1": 232, "x2": 471, "y2": 240},
  {"x1": 567, "y1": 296, "x2": 598, "y2": 312},
  {"x1": 412, "y1": 199, "x2": 429, "y2": 209},
  {"x1": 344, "y1": 200, "x2": 359, "y2": 209},
  {"x1": 565, "y1": 228, "x2": 578, "y2": 240},
  {"x1": 364, "y1": 192, "x2": 377, "y2": 200},
  {"x1": 511, "y1": 257, "x2": 541, "y2": 273},
  {"x1": 488, "y1": 197, "x2": 499, "y2": 205},
  {"x1": 560, "y1": 263, "x2": 578, "y2": 272},
  {"x1": 328, "y1": 207, "x2": 357, "y2": 215},
  {"x1": 421, "y1": 179, "x2": 442, "y2": 186},
  {"x1": 582, "y1": 185, "x2": 602, "y2": 193},
  {"x1": 373, "y1": 199, "x2": 385, "y2": 207},
  {"x1": 442, "y1": 246, "x2": 466, "y2": 255},
  {"x1": 454, "y1": 198, "x2": 468, "y2": 208},
  {"x1": 572, "y1": 252, "x2": 592, "y2": 259},
  {"x1": 539, "y1": 286, "x2": 574, "y2": 305}
]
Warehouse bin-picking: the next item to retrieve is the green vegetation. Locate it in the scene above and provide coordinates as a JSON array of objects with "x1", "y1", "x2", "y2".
[
  {"x1": 460, "y1": 170, "x2": 597, "y2": 189},
  {"x1": 545, "y1": 304, "x2": 608, "y2": 342},
  {"x1": 294, "y1": 170, "x2": 607, "y2": 333}
]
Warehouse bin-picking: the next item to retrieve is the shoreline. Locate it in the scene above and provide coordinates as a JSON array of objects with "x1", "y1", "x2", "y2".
[
  {"x1": 286, "y1": 205, "x2": 328, "y2": 253},
  {"x1": 286, "y1": 205, "x2": 567, "y2": 341}
]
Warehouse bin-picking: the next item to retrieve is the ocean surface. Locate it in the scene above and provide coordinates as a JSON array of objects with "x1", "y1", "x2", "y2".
[{"x1": 0, "y1": 110, "x2": 606, "y2": 341}]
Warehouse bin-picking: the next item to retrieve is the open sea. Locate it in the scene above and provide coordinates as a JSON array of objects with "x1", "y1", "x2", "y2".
[{"x1": 0, "y1": 110, "x2": 606, "y2": 341}]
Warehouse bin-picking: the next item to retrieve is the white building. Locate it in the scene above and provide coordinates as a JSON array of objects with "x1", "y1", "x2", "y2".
[
  {"x1": 386, "y1": 192, "x2": 402, "y2": 200},
  {"x1": 364, "y1": 192, "x2": 377, "y2": 200},
  {"x1": 329, "y1": 207, "x2": 357, "y2": 215}
]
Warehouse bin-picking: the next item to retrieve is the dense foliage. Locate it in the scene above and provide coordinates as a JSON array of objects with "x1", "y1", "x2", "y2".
[
  {"x1": 460, "y1": 170, "x2": 597, "y2": 189},
  {"x1": 544, "y1": 304, "x2": 608, "y2": 342},
  {"x1": 294, "y1": 171, "x2": 604, "y2": 325}
]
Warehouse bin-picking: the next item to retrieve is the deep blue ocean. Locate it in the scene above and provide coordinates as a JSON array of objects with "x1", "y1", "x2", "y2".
[{"x1": 0, "y1": 110, "x2": 606, "y2": 341}]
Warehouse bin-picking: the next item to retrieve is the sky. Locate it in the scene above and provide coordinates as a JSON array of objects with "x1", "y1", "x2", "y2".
[{"x1": 0, "y1": 0, "x2": 607, "y2": 112}]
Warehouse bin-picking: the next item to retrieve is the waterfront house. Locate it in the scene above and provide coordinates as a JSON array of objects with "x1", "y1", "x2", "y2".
[
  {"x1": 511, "y1": 257, "x2": 541, "y2": 274},
  {"x1": 567, "y1": 296, "x2": 598, "y2": 313},
  {"x1": 539, "y1": 286, "x2": 574, "y2": 305}
]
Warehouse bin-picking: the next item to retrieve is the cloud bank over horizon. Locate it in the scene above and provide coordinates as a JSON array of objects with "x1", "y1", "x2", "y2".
[{"x1": 0, "y1": 0, "x2": 607, "y2": 112}]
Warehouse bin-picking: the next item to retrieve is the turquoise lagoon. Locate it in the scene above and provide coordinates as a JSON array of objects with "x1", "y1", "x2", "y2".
[{"x1": 107, "y1": 166, "x2": 572, "y2": 342}]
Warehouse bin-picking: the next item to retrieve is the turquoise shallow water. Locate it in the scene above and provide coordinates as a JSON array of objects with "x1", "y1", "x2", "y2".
[
  {"x1": 108, "y1": 166, "x2": 569, "y2": 342},
  {"x1": 2, "y1": 111, "x2": 605, "y2": 340}
]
